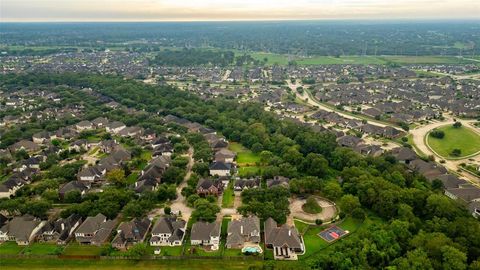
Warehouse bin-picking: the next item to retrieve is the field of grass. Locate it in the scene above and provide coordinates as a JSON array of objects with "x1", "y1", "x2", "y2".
[
  {"x1": 126, "y1": 172, "x2": 139, "y2": 184},
  {"x1": 427, "y1": 125, "x2": 480, "y2": 159},
  {"x1": 222, "y1": 182, "x2": 235, "y2": 208},
  {"x1": 297, "y1": 216, "x2": 363, "y2": 260},
  {"x1": 21, "y1": 243, "x2": 63, "y2": 255},
  {"x1": 228, "y1": 142, "x2": 260, "y2": 165},
  {"x1": 0, "y1": 242, "x2": 25, "y2": 255},
  {"x1": 244, "y1": 51, "x2": 474, "y2": 66},
  {"x1": 238, "y1": 166, "x2": 261, "y2": 177},
  {"x1": 0, "y1": 258, "x2": 264, "y2": 270},
  {"x1": 63, "y1": 243, "x2": 103, "y2": 256}
]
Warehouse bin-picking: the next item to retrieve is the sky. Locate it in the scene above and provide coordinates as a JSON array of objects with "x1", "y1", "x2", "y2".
[{"x1": 1, "y1": 0, "x2": 479, "y2": 22}]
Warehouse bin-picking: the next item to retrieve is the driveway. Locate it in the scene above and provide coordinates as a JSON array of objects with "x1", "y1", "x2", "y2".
[{"x1": 289, "y1": 196, "x2": 337, "y2": 224}]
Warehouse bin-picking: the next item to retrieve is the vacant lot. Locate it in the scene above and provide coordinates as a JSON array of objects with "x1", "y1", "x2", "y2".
[
  {"x1": 228, "y1": 142, "x2": 260, "y2": 165},
  {"x1": 427, "y1": 125, "x2": 480, "y2": 158},
  {"x1": 63, "y1": 243, "x2": 103, "y2": 256}
]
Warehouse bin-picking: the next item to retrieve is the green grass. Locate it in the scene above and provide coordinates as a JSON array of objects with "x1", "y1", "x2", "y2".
[
  {"x1": 222, "y1": 182, "x2": 235, "y2": 208},
  {"x1": 63, "y1": 243, "x2": 103, "y2": 256},
  {"x1": 126, "y1": 172, "x2": 139, "y2": 184},
  {"x1": 302, "y1": 197, "x2": 323, "y2": 214},
  {"x1": 0, "y1": 258, "x2": 264, "y2": 270},
  {"x1": 298, "y1": 216, "x2": 364, "y2": 260},
  {"x1": 238, "y1": 166, "x2": 261, "y2": 177},
  {"x1": 21, "y1": 243, "x2": 63, "y2": 255},
  {"x1": 427, "y1": 125, "x2": 480, "y2": 159},
  {"x1": 0, "y1": 242, "x2": 25, "y2": 255},
  {"x1": 153, "y1": 245, "x2": 184, "y2": 256},
  {"x1": 228, "y1": 142, "x2": 260, "y2": 165}
]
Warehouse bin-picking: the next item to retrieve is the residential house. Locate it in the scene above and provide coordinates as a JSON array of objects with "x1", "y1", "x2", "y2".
[
  {"x1": 112, "y1": 218, "x2": 151, "y2": 250},
  {"x1": 9, "y1": 140, "x2": 40, "y2": 153},
  {"x1": 75, "y1": 120, "x2": 93, "y2": 131},
  {"x1": 106, "y1": 121, "x2": 126, "y2": 134},
  {"x1": 32, "y1": 131, "x2": 51, "y2": 144},
  {"x1": 37, "y1": 214, "x2": 82, "y2": 245},
  {"x1": 267, "y1": 176, "x2": 290, "y2": 188},
  {"x1": 0, "y1": 215, "x2": 46, "y2": 245},
  {"x1": 92, "y1": 117, "x2": 109, "y2": 128},
  {"x1": 214, "y1": 148, "x2": 236, "y2": 163},
  {"x1": 75, "y1": 213, "x2": 116, "y2": 246},
  {"x1": 149, "y1": 216, "x2": 186, "y2": 246},
  {"x1": 209, "y1": 161, "x2": 231, "y2": 177},
  {"x1": 233, "y1": 177, "x2": 260, "y2": 191},
  {"x1": 226, "y1": 216, "x2": 260, "y2": 249},
  {"x1": 190, "y1": 221, "x2": 221, "y2": 250},
  {"x1": 77, "y1": 166, "x2": 105, "y2": 183},
  {"x1": 196, "y1": 178, "x2": 224, "y2": 196},
  {"x1": 264, "y1": 218, "x2": 304, "y2": 260},
  {"x1": 59, "y1": 181, "x2": 90, "y2": 199},
  {"x1": 0, "y1": 177, "x2": 27, "y2": 198}
]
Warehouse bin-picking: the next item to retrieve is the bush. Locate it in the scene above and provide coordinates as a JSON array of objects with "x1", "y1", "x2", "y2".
[
  {"x1": 164, "y1": 206, "x2": 171, "y2": 215},
  {"x1": 451, "y1": 149, "x2": 462, "y2": 157},
  {"x1": 430, "y1": 130, "x2": 445, "y2": 139},
  {"x1": 302, "y1": 196, "x2": 322, "y2": 214},
  {"x1": 315, "y1": 219, "x2": 323, "y2": 225},
  {"x1": 453, "y1": 122, "x2": 462, "y2": 128}
]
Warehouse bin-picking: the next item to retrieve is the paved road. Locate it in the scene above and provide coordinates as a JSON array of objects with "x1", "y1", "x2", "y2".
[{"x1": 287, "y1": 81, "x2": 399, "y2": 129}]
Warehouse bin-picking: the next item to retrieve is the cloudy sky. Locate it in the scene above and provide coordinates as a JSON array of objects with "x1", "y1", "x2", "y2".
[{"x1": 1, "y1": 0, "x2": 479, "y2": 22}]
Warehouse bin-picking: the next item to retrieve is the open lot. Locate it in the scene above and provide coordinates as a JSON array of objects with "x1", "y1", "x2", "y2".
[{"x1": 427, "y1": 125, "x2": 480, "y2": 159}]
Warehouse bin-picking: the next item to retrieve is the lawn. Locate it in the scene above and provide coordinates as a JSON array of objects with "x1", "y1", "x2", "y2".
[
  {"x1": 297, "y1": 216, "x2": 364, "y2": 260},
  {"x1": 21, "y1": 243, "x2": 63, "y2": 255},
  {"x1": 63, "y1": 243, "x2": 103, "y2": 256},
  {"x1": 228, "y1": 142, "x2": 260, "y2": 165},
  {"x1": 0, "y1": 242, "x2": 24, "y2": 255},
  {"x1": 238, "y1": 166, "x2": 261, "y2": 177},
  {"x1": 222, "y1": 182, "x2": 235, "y2": 208},
  {"x1": 427, "y1": 125, "x2": 480, "y2": 159},
  {"x1": 152, "y1": 245, "x2": 184, "y2": 256},
  {"x1": 0, "y1": 258, "x2": 265, "y2": 270}
]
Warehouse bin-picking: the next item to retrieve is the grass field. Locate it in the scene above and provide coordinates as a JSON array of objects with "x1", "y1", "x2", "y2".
[
  {"x1": 222, "y1": 182, "x2": 235, "y2": 208},
  {"x1": 0, "y1": 258, "x2": 264, "y2": 270},
  {"x1": 0, "y1": 242, "x2": 25, "y2": 255},
  {"x1": 238, "y1": 166, "x2": 262, "y2": 177},
  {"x1": 296, "y1": 216, "x2": 364, "y2": 260},
  {"x1": 245, "y1": 51, "x2": 474, "y2": 66},
  {"x1": 427, "y1": 125, "x2": 480, "y2": 158},
  {"x1": 62, "y1": 243, "x2": 103, "y2": 256},
  {"x1": 21, "y1": 243, "x2": 63, "y2": 255},
  {"x1": 228, "y1": 142, "x2": 260, "y2": 165}
]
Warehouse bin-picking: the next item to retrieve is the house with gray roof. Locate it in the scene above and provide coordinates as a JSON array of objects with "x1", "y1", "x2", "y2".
[
  {"x1": 59, "y1": 181, "x2": 90, "y2": 199},
  {"x1": 264, "y1": 218, "x2": 304, "y2": 260},
  {"x1": 226, "y1": 216, "x2": 260, "y2": 249},
  {"x1": 37, "y1": 214, "x2": 82, "y2": 245},
  {"x1": 190, "y1": 221, "x2": 221, "y2": 250},
  {"x1": 0, "y1": 215, "x2": 46, "y2": 245},
  {"x1": 149, "y1": 216, "x2": 186, "y2": 246},
  {"x1": 74, "y1": 213, "x2": 116, "y2": 246},
  {"x1": 112, "y1": 217, "x2": 151, "y2": 250}
]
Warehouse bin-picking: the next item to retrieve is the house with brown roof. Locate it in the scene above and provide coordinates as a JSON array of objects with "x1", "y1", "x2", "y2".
[{"x1": 196, "y1": 178, "x2": 224, "y2": 197}]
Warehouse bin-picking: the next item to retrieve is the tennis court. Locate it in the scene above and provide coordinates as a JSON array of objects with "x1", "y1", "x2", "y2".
[{"x1": 318, "y1": 226, "x2": 348, "y2": 242}]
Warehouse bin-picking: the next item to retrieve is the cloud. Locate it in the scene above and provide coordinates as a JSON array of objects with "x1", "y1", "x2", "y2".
[{"x1": 1, "y1": 0, "x2": 479, "y2": 21}]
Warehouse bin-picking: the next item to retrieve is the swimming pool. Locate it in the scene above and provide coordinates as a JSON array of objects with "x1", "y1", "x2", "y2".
[{"x1": 242, "y1": 246, "x2": 263, "y2": 254}]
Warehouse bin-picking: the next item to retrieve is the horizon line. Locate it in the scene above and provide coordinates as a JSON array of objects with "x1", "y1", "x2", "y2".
[{"x1": 2, "y1": 18, "x2": 480, "y2": 23}]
